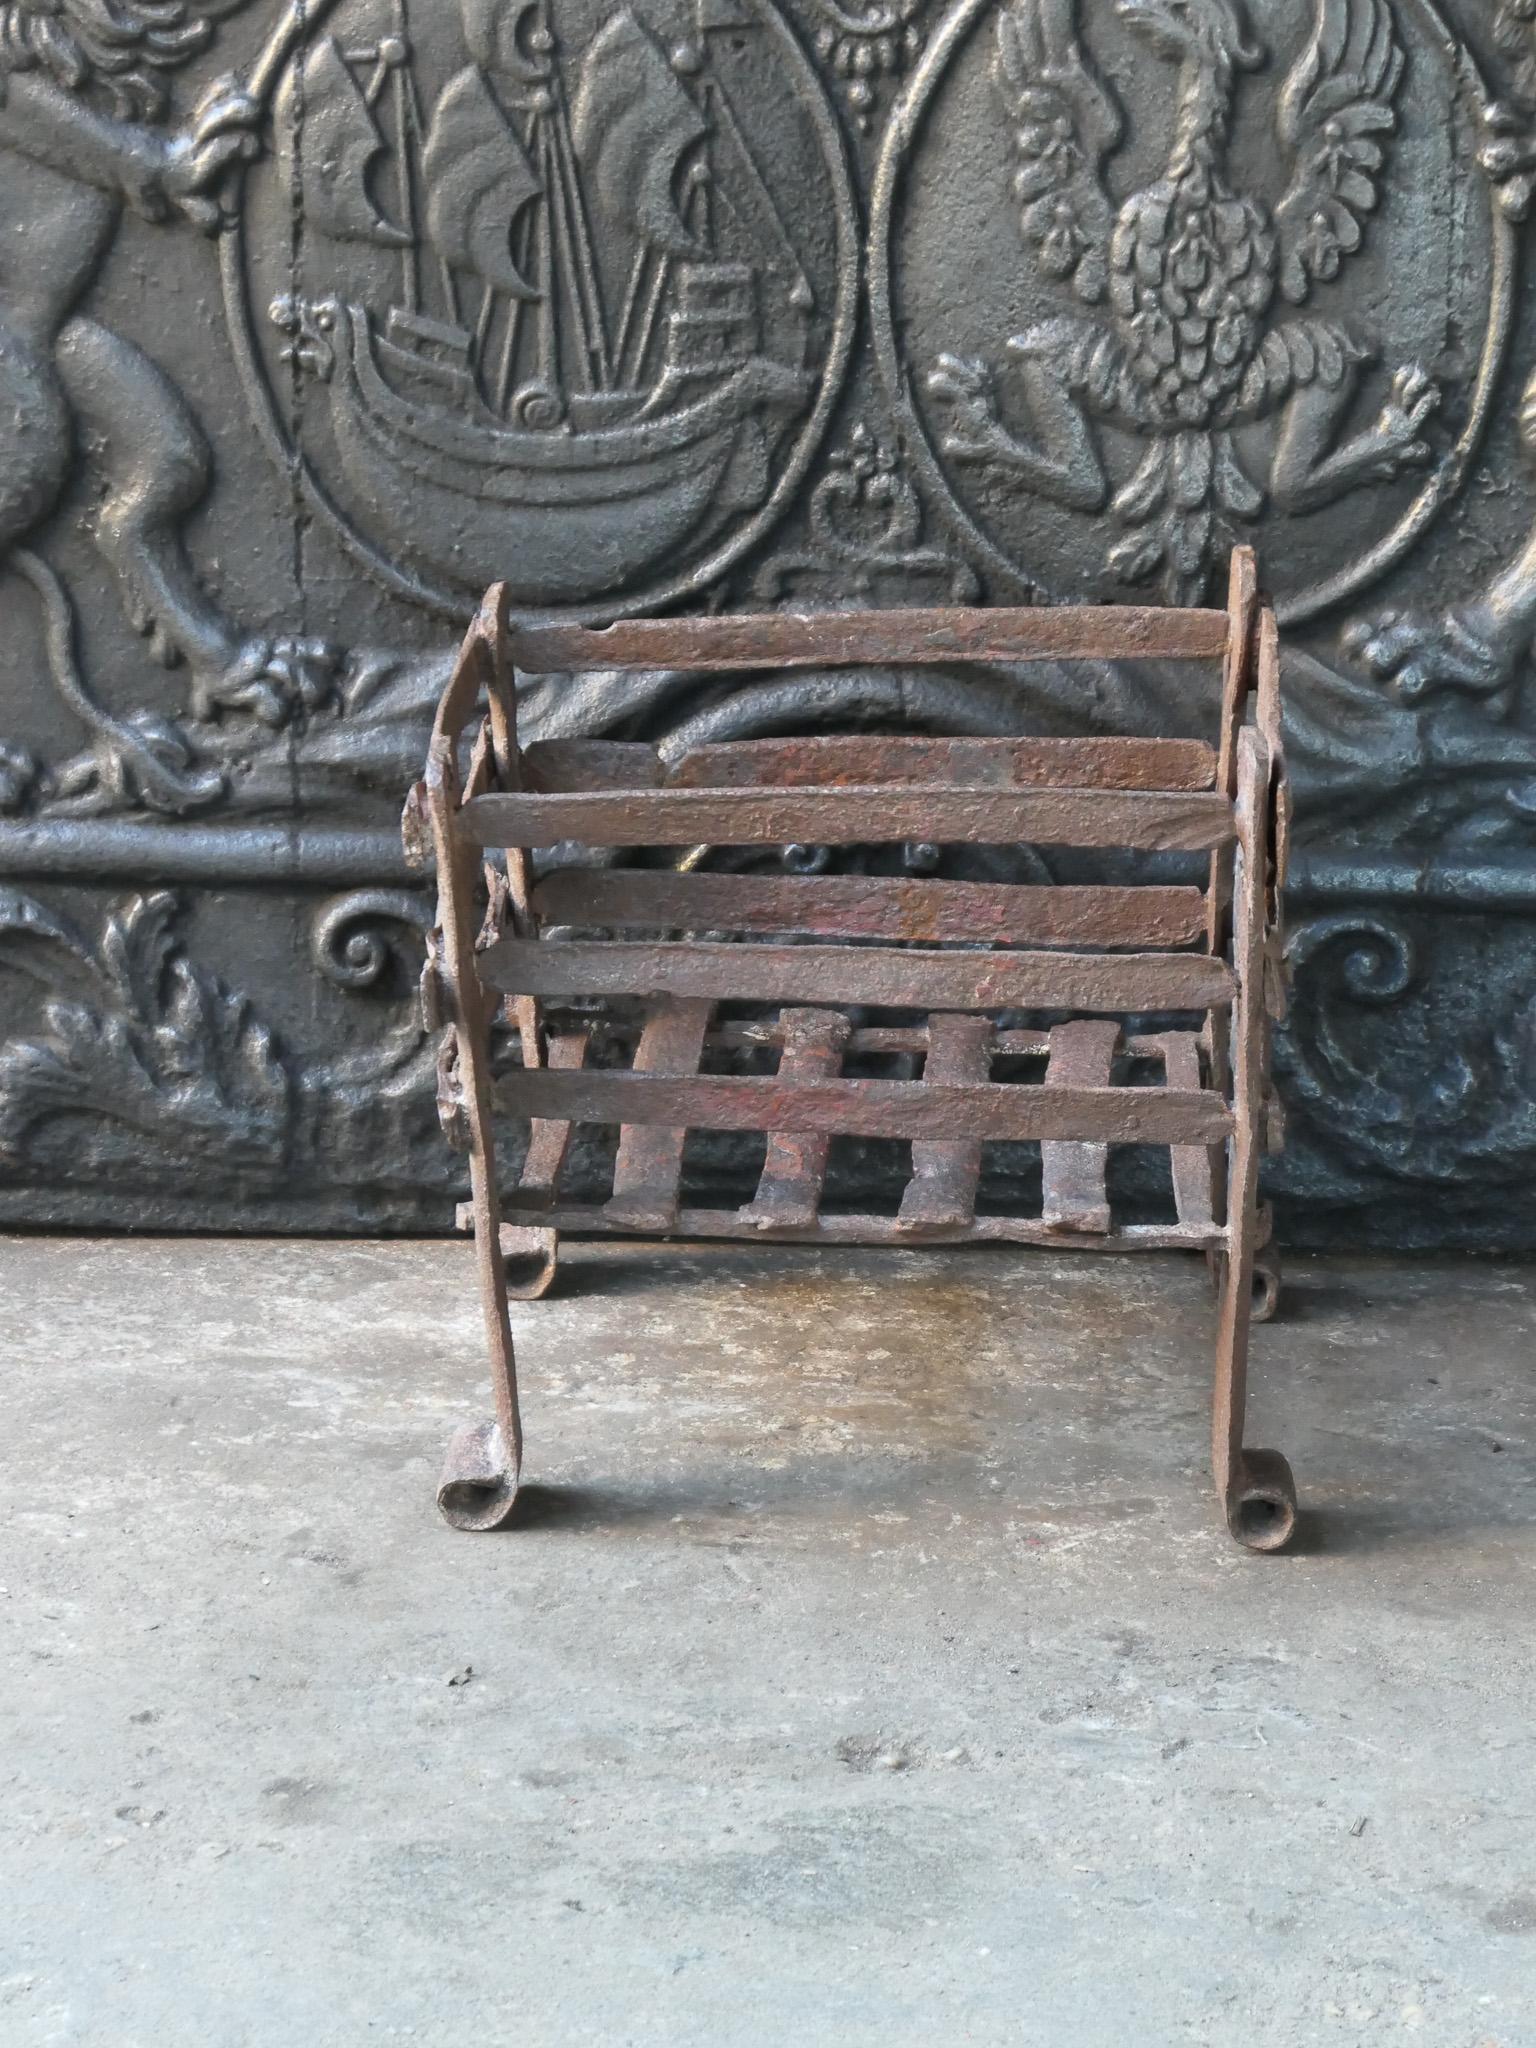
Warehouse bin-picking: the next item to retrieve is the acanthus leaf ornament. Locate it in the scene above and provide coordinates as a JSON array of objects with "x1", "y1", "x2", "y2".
[
  {"x1": 0, "y1": 888, "x2": 291, "y2": 1176},
  {"x1": 0, "y1": 886, "x2": 465, "y2": 1208}
]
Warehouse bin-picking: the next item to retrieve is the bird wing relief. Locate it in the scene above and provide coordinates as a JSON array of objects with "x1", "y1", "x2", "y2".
[
  {"x1": 1273, "y1": 0, "x2": 1407, "y2": 307},
  {"x1": 995, "y1": 0, "x2": 1124, "y2": 307}
]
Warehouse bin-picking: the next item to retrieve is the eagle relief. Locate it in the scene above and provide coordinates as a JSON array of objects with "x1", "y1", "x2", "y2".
[
  {"x1": 873, "y1": 0, "x2": 1511, "y2": 617},
  {"x1": 227, "y1": 0, "x2": 858, "y2": 619}
]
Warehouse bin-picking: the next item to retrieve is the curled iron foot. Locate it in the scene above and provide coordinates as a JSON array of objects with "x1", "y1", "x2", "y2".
[
  {"x1": 1206, "y1": 1249, "x2": 1282, "y2": 1323},
  {"x1": 1226, "y1": 1449, "x2": 1298, "y2": 1555},
  {"x1": 1252, "y1": 1247, "x2": 1282, "y2": 1325},
  {"x1": 437, "y1": 1420, "x2": 521, "y2": 1533},
  {"x1": 498, "y1": 1225, "x2": 560, "y2": 1302},
  {"x1": 454, "y1": 1204, "x2": 562, "y2": 1300}
]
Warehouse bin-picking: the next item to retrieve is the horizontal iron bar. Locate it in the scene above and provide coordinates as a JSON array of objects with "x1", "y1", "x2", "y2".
[
  {"x1": 496, "y1": 1067, "x2": 1234, "y2": 1145},
  {"x1": 526, "y1": 735, "x2": 1218, "y2": 794},
  {"x1": 482, "y1": 938, "x2": 1234, "y2": 1013},
  {"x1": 1285, "y1": 851, "x2": 1536, "y2": 913},
  {"x1": 8, "y1": 827, "x2": 1525, "y2": 922},
  {"x1": 497, "y1": 1197, "x2": 1229, "y2": 1251},
  {"x1": 463, "y1": 786, "x2": 1236, "y2": 852},
  {"x1": 713, "y1": 1022, "x2": 1201, "y2": 1062},
  {"x1": 532, "y1": 869, "x2": 1210, "y2": 950},
  {"x1": 508, "y1": 606, "x2": 1231, "y2": 673},
  {"x1": 673, "y1": 735, "x2": 1217, "y2": 792}
]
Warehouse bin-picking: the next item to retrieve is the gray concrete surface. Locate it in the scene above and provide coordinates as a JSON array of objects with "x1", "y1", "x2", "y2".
[{"x1": 2, "y1": 1236, "x2": 1534, "y2": 2048}]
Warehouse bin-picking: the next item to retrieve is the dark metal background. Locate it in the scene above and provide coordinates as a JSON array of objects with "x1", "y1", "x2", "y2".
[{"x1": 4, "y1": 0, "x2": 1536, "y2": 1246}]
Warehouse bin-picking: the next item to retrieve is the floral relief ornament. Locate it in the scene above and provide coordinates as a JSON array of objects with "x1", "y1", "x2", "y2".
[
  {"x1": 811, "y1": 0, "x2": 927, "y2": 129},
  {"x1": 1484, "y1": 0, "x2": 1536, "y2": 218}
]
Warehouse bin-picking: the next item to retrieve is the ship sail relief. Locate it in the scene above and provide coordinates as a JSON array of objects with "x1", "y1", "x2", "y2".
[
  {"x1": 286, "y1": 0, "x2": 803, "y2": 420},
  {"x1": 422, "y1": 64, "x2": 543, "y2": 305},
  {"x1": 272, "y1": 0, "x2": 812, "y2": 600}
]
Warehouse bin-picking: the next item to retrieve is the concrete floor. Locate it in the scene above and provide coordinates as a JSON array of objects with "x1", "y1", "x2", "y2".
[{"x1": 1, "y1": 1236, "x2": 1534, "y2": 2048}]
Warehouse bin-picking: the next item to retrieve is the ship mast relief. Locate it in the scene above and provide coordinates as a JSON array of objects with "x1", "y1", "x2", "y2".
[{"x1": 253, "y1": 0, "x2": 855, "y2": 613}]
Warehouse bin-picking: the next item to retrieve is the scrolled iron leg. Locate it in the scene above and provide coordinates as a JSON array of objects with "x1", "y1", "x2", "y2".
[
  {"x1": 439, "y1": 1149, "x2": 525, "y2": 1534},
  {"x1": 1226, "y1": 1447, "x2": 1298, "y2": 1554},
  {"x1": 1207, "y1": 1247, "x2": 1282, "y2": 1323},
  {"x1": 436, "y1": 1206, "x2": 548, "y2": 1528},
  {"x1": 437, "y1": 1418, "x2": 521, "y2": 1533},
  {"x1": 500, "y1": 1225, "x2": 560, "y2": 1301},
  {"x1": 456, "y1": 1204, "x2": 562, "y2": 1301},
  {"x1": 1251, "y1": 1245, "x2": 1282, "y2": 1326},
  {"x1": 1213, "y1": 1246, "x2": 1299, "y2": 1555}
]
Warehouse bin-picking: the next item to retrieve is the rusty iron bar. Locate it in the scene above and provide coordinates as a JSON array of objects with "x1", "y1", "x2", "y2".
[{"x1": 506, "y1": 603, "x2": 1231, "y2": 672}]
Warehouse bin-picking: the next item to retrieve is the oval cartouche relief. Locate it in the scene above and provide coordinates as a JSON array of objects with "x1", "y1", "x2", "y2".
[
  {"x1": 872, "y1": 0, "x2": 1512, "y2": 621},
  {"x1": 227, "y1": 0, "x2": 858, "y2": 619}
]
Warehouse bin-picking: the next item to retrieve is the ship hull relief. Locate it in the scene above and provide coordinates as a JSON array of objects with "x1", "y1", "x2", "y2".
[
  {"x1": 8, "y1": 0, "x2": 1536, "y2": 1246},
  {"x1": 278, "y1": 295, "x2": 811, "y2": 603},
  {"x1": 230, "y1": 0, "x2": 857, "y2": 616}
]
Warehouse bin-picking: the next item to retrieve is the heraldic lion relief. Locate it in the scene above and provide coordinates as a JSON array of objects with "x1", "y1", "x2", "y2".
[{"x1": 0, "y1": 0, "x2": 348, "y2": 810}]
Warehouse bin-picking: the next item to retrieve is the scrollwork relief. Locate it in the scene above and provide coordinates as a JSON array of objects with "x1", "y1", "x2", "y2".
[
  {"x1": 310, "y1": 889, "x2": 433, "y2": 991},
  {"x1": 1276, "y1": 908, "x2": 1536, "y2": 1222}
]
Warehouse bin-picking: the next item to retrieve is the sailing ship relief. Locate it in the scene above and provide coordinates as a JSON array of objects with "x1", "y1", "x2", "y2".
[{"x1": 246, "y1": 0, "x2": 852, "y2": 611}]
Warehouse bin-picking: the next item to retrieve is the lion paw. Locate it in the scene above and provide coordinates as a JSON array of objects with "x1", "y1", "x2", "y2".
[
  {"x1": 156, "y1": 76, "x2": 265, "y2": 235},
  {"x1": 1362, "y1": 366, "x2": 1441, "y2": 481},
  {"x1": 191, "y1": 638, "x2": 341, "y2": 728},
  {"x1": 928, "y1": 353, "x2": 1013, "y2": 465},
  {"x1": 1480, "y1": 102, "x2": 1536, "y2": 221},
  {"x1": 1342, "y1": 603, "x2": 1517, "y2": 706}
]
